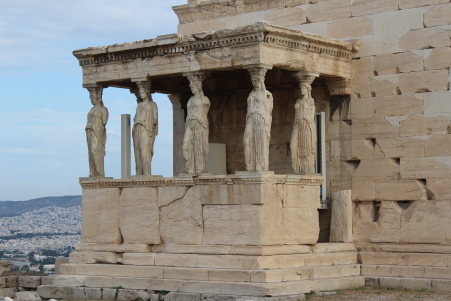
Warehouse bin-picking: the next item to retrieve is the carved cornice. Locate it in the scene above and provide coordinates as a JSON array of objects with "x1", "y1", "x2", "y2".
[
  {"x1": 173, "y1": 0, "x2": 310, "y2": 24},
  {"x1": 73, "y1": 22, "x2": 355, "y2": 68}
]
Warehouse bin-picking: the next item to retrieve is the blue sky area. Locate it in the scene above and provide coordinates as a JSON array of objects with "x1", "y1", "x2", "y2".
[{"x1": 0, "y1": 0, "x2": 184, "y2": 200}]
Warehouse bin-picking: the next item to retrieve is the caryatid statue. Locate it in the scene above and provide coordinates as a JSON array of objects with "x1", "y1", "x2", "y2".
[
  {"x1": 291, "y1": 72, "x2": 319, "y2": 174},
  {"x1": 183, "y1": 71, "x2": 210, "y2": 174},
  {"x1": 85, "y1": 86, "x2": 109, "y2": 177},
  {"x1": 243, "y1": 65, "x2": 273, "y2": 172},
  {"x1": 132, "y1": 81, "x2": 158, "y2": 175}
]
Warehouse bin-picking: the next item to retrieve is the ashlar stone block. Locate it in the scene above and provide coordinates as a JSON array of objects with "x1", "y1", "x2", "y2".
[
  {"x1": 375, "y1": 137, "x2": 425, "y2": 159},
  {"x1": 425, "y1": 135, "x2": 451, "y2": 157},
  {"x1": 351, "y1": 0, "x2": 399, "y2": 17},
  {"x1": 399, "y1": 27, "x2": 450, "y2": 51},
  {"x1": 328, "y1": 16, "x2": 373, "y2": 39},
  {"x1": 353, "y1": 201, "x2": 402, "y2": 243},
  {"x1": 424, "y1": 3, "x2": 451, "y2": 27},
  {"x1": 400, "y1": 157, "x2": 451, "y2": 179},
  {"x1": 351, "y1": 56, "x2": 375, "y2": 77},
  {"x1": 375, "y1": 180, "x2": 427, "y2": 201},
  {"x1": 160, "y1": 185, "x2": 203, "y2": 245},
  {"x1": 427, "y1": 178, "x2": 451, "y2": 200},
  {"x1": 424, "y1": 91, "x2": 451, "y2": 114},
  {"x1": 307, "y1": 0, "x2": 351, "y2": 23},
  {"x1": 82, "y1": 188, "x2": 121, "y2": 244},
  {"x1": 374, "y1": 52, "x2": 423, "y2": 76},
  {"x1": 399, "y1": 0, "x2": 448, "y2": 10},
  {"x1": 119, "y1": 187, "x2": 160, "y2": 244},
  {"x1": 69, "y1": 251, "x2": 121, "y2": 264},
  {"x1": 374, "y1": 7, "x2": 428, "y2": 36},
  {"x1": 374, "y1": 94, "x2": 424, "y2": 117},
  {"x1": 399, "y1": 115, "x2": 450, "y2": 136},
  {"x1": 399, "y1": 70, "x2": 449, "y2": 93},
  {"x1": 352, "y1": 180, "x2": 375, "y2": 201},
  {"x1": 352, "y1": 76, "x2": 399, "y2": 98},
  {"x1": 424, "y1": 47, "x2": 451, "y2": 71},
  {"x1": 352, "y1": 159, "x2": 400, "y2": 181},
  {"x1": 264, "y1": 7, "x2": 307, "y2": 27},
  {"x1": 400, "y1": 200, "x2": 451, "y2": 244}
]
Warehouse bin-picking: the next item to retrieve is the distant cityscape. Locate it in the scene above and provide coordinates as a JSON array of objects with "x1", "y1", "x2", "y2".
[{"x1": 0, "y1": 206, "x2": 81, "y2": 252}]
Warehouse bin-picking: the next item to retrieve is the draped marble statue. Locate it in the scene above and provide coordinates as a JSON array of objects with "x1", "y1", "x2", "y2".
[
  {"x1": 291, "y1": 72, "x2": 319, "y2": 174},
  {"x1": 85, "y1": 86, "x2": 109, "y2": 177},
  {"x1": 133, "y1": 81, "x2": 158, "y2": 175},
  {"x1": 244, "y1": 66, "x2": 273, "y2": 171},
  {"x1": 183, "y1": 72, "x2": 210, "y2": 174}
]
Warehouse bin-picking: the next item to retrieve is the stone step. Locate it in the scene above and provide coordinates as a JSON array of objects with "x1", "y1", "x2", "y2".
[
  {"x1": 359, "y1": 252, "x2": 451, "y2": 267},
  {"x1": 365, "y1": 276, "x2": 451, "y2": 293},
  {"x1": 57, "y1": 264, "x2": 360, "y2": 284},
  {"x1": 40, "y1": 276, "x2": 365, "y2": 298},
  {"x1": 362, "y1": 264, "x2": 451, "y2": 279},
  {"x1": 70, "y1": 251, "x2": 358, "y2": 269}
]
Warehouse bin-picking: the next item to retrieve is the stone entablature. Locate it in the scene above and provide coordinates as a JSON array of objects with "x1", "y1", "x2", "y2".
[
  {"x1": 173, "y1": 0, "x2": 310, "y2": 24},
  {"x1": 73, "y1": 22, "x2": 357, "y2": 86}
]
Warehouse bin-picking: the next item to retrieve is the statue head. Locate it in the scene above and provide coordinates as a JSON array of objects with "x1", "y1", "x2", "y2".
[
  {"x1": 187, "y1": 72, "x2": 207, "y2": 95},
  {"x1": 249, "y1": 67, "x2": 267, "y2": 90},
  {"x1": 300, "y1": 82, "x2": 312, "y2": 96},
  {"x1": 136, "y1": 81, "x2": 152, "y2": 102},
  {"x1": 87, "y1": 87, "x2": 103, "y2": 106}
]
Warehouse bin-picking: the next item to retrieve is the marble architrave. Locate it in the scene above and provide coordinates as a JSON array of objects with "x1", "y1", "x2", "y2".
[
  {"x1": 182, "y1": 71, "x2": 210, "y2": 174},
  {"x1": 85, "y1": 86, "x2": 108, "y2": 178},
  {"x1": 243, "y1": 65, "x2": 273, "y2": 172}
]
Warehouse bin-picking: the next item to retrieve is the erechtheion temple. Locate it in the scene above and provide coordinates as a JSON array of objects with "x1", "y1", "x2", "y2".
[{"x1": 38, "y1": 0, "x2": 451, "y2": 300}]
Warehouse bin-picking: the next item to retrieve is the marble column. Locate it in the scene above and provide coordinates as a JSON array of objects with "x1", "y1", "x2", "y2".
[
  {"x1": 243, "y1": 64, "x2": 273, "y2": 172},
  {"x1": 168, "y1": 94, "x2": 187, "y2": 176},
  {"x1": 290, "y1": 71, "x2": 319, "y2": 174}
]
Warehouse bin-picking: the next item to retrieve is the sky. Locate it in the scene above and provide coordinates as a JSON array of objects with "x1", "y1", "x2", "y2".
[{"x1": 0, "y1": 0, "x2": 185, "y2": 201}]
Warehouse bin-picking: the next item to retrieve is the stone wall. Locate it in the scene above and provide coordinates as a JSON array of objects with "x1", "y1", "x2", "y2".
[
  {"x1": 0, "y1": 261, "x2": 55, "y2": 300},
  {"x1": 175, "y1": 0, "x2": 451, "y2": 244}
]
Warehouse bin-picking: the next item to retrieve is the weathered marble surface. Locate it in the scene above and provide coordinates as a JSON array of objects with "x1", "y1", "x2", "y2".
[
  {"x1": 244, "y1": 66, "x2": 273, "y2": 172},
  {"x1": 182, "y1": 72, "x2": 210, "y2": 174},
  {"x1": 291, "y1": 72, "x2": 319, "y2": 174},
  {"x1": 132, "y1": 81, "x2": 158, "y2": 176},
  {"x1": 85, "y1": 87, "x2": 108, "y2": 177}
]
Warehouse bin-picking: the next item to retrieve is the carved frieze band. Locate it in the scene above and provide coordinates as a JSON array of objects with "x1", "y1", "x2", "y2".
[
  {"x1": 173, "y1": 0, "x2": 309, "y2": 24},
  {"x1": 79, "y1": 175, "x2": 323, "y2": 188}
]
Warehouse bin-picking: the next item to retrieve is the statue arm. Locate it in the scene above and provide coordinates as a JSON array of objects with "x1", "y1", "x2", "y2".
[
  {"x1": 102, "y1": 107, "x2": 109, "y2": 125},
  {"x1": 153, "y1": 102, "x2": 158, "y2": 136}
]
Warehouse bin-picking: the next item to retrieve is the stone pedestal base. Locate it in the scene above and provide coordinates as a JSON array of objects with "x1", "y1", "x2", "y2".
[{"x1": 41, "y1": 175, "x2": 364, "y2": 300}]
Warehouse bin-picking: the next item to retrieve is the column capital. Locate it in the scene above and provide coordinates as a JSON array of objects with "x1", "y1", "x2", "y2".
[
  {"x1": 325, "y1": 77, "x2": 353, "y2": 95},
  {"x1": 131, "y1": 77, "x2": 150, "y2": 83},
  {"x1": 243, "y1": 63, "x2": 273, "y2": 71},
  {"x1": 168, "y1": 94, "x2": 184, "y2": 109},
  {"x1": 183, "y1": 71, "x2": 210, "y2": 82},
  {"x1": 292, "y1": 71, "x2": 320, "y2": 85},
  {"x1": 82, "y1": 83, "x2": 102, "y2": 89}
]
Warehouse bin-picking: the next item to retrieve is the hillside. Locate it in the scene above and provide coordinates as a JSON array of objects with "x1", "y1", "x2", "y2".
[{"x1": 0, "y1": 195, "x2": 82, "y2": 218}]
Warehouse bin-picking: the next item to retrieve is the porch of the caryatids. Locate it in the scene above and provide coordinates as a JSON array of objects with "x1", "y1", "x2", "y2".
[
  {"x1": 243, "y1": 64, "x2": 273, "y2": 172},
  {"x1": 182, "y1": 71, "x2": 210, "y2": 175},
  {"x1": 290, "y1": 71, "x2": 319, "y2": 174},
  {"x1": 131, "y1": 79, "x2": 158, "y2": 176}
]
